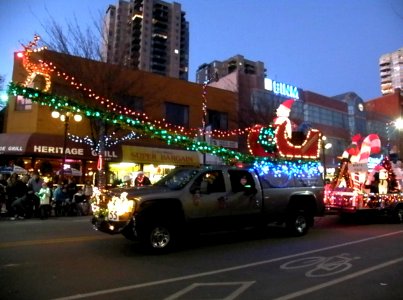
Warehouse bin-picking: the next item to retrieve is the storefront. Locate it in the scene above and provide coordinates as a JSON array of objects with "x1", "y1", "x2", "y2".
[
  {"x1": 0, "y1": 133, "x2": 119, "y2": 182},
  {"x1": 0, "y1": 133, "x2": 210, "y2": 186},
  {"x1": 111, "y1": 145, "x2": 202, "y2": 186}
]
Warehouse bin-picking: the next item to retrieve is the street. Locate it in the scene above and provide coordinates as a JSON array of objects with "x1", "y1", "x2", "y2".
[{"x1": 0, "y1": 215, "x2": 402, "y2": 300}]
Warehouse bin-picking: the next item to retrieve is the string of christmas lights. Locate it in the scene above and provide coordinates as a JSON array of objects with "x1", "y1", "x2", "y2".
[
  {"x1": 10, "y1": 35, "x2": 323, "y2": 173},
  {"x1": 16, "y1": 35, "x2": 258, "y2": 139},
  {"x1": 68, "y1": 131, "x2": 140, "y2": 152},
  {"x1": 7, "y1": 82, "x2": 256, "y2": 163},
  {"x1": 18, "y1": 34, "x2": 52, "y2": 92},
  {"x1": 7, "y1": 82, "x2": 322, "y2": 172}
]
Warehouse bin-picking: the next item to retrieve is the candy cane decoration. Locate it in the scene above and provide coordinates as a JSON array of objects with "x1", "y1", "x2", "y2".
[
  {"x1": 351, "y1": 134, "x2": 381, "y2": 191},
  {"x1": 358, "y1": 134, "x2": 381, "y2": 162}
]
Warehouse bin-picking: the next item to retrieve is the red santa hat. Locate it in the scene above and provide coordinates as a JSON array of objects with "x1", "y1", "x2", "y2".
[
  {"x1": 279, "y1": 99, "x2": 294, "y2": 112},
  {"x1": 351, "y1": 134, "x2": 362, "y2": 144}
]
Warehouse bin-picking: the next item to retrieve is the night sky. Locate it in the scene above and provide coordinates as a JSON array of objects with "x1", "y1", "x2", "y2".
[{"x1": 1, "y1": 0, "x2": 402, "y2": 100}]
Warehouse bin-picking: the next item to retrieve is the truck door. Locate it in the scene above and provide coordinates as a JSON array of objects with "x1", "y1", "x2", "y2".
[
  {"x1": 226, "y1": 170, "x2": 262, "y2": 215},
  {"x1": 187, "y1": 170, "x2": 230, "y2": 218}
]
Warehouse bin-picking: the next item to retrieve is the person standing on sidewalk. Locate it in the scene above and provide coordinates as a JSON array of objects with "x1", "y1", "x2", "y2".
[
  {"x1": 27, "y1": 171, "x2": 44, "y2": 217},
  {"x1": 36, "y1": 182, "x2": 51, "y2": 219},
  {"x1": 0, "y1": 174, "x2": 8, "y2": 215},
  {"x1": 53, "y1": 182, "x2": 68, "y2": 217},
  {"x1": 7, "y1": 173, "x2": 28, "y2": 220}
]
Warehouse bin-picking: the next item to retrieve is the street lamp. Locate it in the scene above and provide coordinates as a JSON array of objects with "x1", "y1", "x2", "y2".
[
  {"x1": 52, "y1": 111, "x2": 82, "y2": 178},
  {"x1": 394, "y1": 118, "x2": 403, "y2": 130},
  {"x1": 321, "y1": 136, "x2": 332, "y2": 180},
  {"x1": 386, "y1": 117, "x2": 403, "y2": 159}
]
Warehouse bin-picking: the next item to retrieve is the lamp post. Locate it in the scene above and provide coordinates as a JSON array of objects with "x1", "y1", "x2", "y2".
[
  {"x1": 51, "y1": 111, "x2": 82, "y2": 178},
  {"x1": 321, "y1": 136, "x2": 332, "y2": 180}
]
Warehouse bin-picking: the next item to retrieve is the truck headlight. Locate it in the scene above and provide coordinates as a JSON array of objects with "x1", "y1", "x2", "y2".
[{"x1": 107, "y1": 192, "x2": 135, "y2": 217}]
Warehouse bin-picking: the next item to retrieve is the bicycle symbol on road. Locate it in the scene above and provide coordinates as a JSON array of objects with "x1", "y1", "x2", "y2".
[{"x1": 280, "y1": 253, "x2": 360, "y2": 277}]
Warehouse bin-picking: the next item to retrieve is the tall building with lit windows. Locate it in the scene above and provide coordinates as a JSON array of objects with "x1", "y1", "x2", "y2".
[
  {"x1": 379, "y1": 47, "x2": 403, "y2": 95},
  {"x1": 196, "y1": 55, "x2": 266, "y2": 84},
  {"x1": 102, "y1": 0, "x2": 189, "y2": 80}
]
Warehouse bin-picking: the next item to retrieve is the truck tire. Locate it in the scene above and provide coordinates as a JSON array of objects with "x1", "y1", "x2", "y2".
[
  {"x1": 139, "y1": 221, "x2": 177, "y2": 253},
  {"x1": 286, "y1": 210, "x2": 310, "y2": 236}
]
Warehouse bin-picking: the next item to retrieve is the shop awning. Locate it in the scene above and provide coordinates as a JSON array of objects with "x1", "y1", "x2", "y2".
[
  {"x1": 0, "y1": 133, "x2": 119, "y2": 160},
  {"x1": 0, "y1": 133, "x2": 84, "y2": 157},
  {"x1": 122, "y1": 145, "x2": 200, "y2": 166},
  {"x1": 0, "y1": 133, "x2": 200, "y2": 165}
]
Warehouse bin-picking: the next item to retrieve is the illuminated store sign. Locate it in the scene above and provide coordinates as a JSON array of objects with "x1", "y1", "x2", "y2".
[{"x1": 265, "y1": 78, "x2": 299, "y2": 99}]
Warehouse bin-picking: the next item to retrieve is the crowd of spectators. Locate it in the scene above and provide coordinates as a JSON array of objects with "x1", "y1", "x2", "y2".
[{"x1": 0, "y1": 171, "x2": 93, "y2": 220}]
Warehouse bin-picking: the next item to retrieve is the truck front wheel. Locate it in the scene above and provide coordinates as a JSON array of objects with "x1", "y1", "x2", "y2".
[
  {"x1": 139, "y1": 221, "x2": 177, "y2": 253},
  {"x1": 286, "y1": 210, "x2": 310, "y2": 236}
]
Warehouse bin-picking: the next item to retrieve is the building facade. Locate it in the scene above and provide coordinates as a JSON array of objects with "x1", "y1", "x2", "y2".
[
  {"x1": 203, "y1": 55, "x2": 403, "y2": 177},
  {"x1": 102, "y1": 0, "x2": 189, "y2": 80},
  {"x1": 2, "y1": 49, "x2": 236, "y2": 185},
  {"x1": 379, "y1": 47, "x2": 403, "y2": 95}
]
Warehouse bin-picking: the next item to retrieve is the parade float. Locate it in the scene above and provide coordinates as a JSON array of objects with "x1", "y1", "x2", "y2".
[{"x1": 324, "y1": 133, "x2": 403, "y2": 222}]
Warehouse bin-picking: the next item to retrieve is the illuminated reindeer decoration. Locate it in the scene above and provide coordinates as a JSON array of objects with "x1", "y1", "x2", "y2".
[{"x1": 18, "y1": 34, "x2": 53, "y2": 92}]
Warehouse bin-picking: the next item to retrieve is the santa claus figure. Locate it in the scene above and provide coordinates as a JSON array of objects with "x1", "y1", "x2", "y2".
[{"x1": 274, "y1": 99, "x2": 294, "y2": 138}]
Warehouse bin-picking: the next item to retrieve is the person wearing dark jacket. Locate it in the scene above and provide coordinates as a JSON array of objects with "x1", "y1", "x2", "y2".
[
  {"x1": 134, "y1": 172, "x2": 151, "y2": 187},
  {"x1": 7, "y1": 173, "x2": 29, "y2": 220}
]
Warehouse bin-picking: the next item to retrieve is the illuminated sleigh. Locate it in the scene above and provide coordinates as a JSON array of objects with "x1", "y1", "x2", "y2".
[{"x1": 248, "y1": 121, "x2": 322, "y2": 159}]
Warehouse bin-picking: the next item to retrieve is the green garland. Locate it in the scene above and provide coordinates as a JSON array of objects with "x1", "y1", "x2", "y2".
[
  {"x1": 7, "y1": 82, "x2": 323, "y2": 172},
  {"x1": 7, "y1": 82, "x2": 259, "y2": 163}
]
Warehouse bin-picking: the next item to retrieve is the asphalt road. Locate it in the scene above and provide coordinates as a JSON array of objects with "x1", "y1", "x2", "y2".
[{"x1": 0, "y1": 215, "x2": 402, "y2": 300}]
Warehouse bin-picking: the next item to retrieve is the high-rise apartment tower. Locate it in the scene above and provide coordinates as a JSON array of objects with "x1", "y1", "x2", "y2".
[
  {"x1": 196, "y1": 55, "x2": 266, "y2": 84},
  {"x1": 379, "y1": 47, "x2": 403, "y2": 95},
  {"x1": 102, "y1": 0, "x2": 189, "y2": 80}
]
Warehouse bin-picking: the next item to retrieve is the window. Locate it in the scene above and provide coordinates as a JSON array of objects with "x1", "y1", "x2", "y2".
[
  {"x1": 228, "y1": 170, "x2": 255, "y2": 193},
  {"x1": 207, "y1": 109, "x2": 228, "y2": 130},
  {"x1": 192, "y1": 171, "x2": 226, "y2": 194},
  {"x1": 15, "y1": 95, "x2": 32, "y2": 111},
  {"x1": 304, "y1": 104, "x2": 348, "y2": 129},
  {"x1": 165, "y1": 102, "x2": 189, "y2": 127}
]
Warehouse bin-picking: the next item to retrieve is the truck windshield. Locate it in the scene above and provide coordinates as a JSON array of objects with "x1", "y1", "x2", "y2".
[{"x1": 154, "y1": 168, "x2": 199, "y2": 190}]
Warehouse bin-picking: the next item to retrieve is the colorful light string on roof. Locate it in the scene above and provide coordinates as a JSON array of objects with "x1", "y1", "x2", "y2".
[
  {"x1": 16, "y1": 36, "x2": 258, "y2": 140},
  {"x1": 68, "y1": 131, "x2": 140, "y2": 152},
  {"x1": 7, "y1": 82, "x2": 253, "y2": 163}
]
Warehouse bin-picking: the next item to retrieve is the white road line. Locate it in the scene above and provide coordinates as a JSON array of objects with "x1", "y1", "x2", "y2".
[
  {"x1": 273, "y1": 256, "x2": 403, "y2": 300},
  {"x1": 163, "y1": 281, "x2": 255, "y2": 300},
  {"x1": 53, "y1": 230, "x2": 403, "y2": 300}
]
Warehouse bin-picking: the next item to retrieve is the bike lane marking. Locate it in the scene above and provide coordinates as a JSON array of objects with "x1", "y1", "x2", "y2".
[
  {"x1": 52, "y1": 229, "x2": 403, "y2": 300},
  {"x1": 273, "y1": 256, "x2": 403, "y2": 300},
  {"x1": 280, "y1": 253, "x2": 360, "y2": 277}
]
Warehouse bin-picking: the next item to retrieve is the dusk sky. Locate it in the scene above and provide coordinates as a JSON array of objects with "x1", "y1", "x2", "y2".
[{"x1": 0, "y1": 0, "x2": 402, "y2": 101}]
